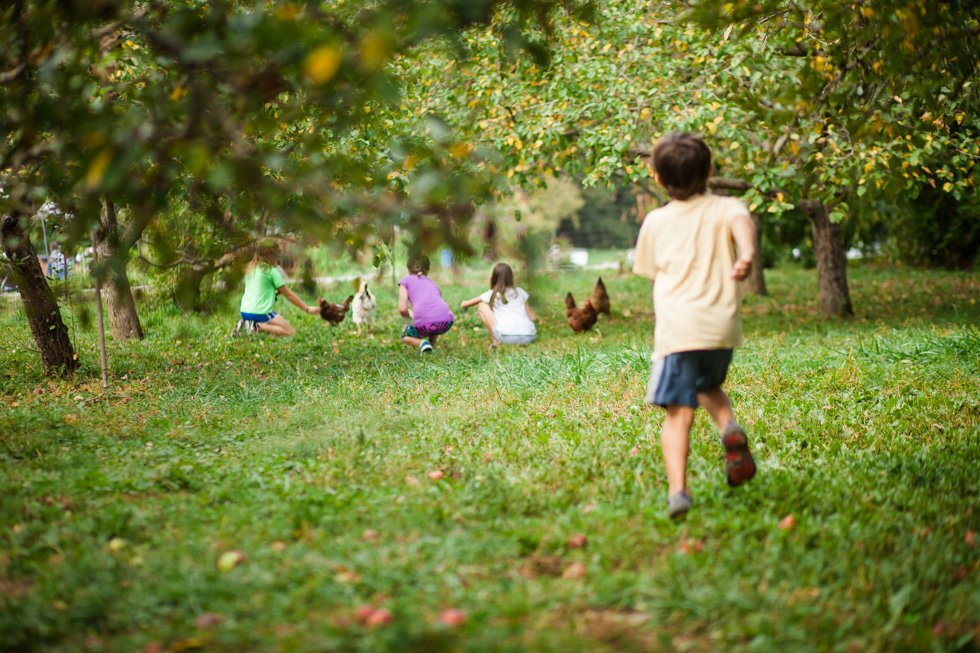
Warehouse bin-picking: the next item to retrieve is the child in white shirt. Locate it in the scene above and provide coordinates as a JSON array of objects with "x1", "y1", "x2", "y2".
[{"x1": 461, "y1": 262, "x2": 537, "y2": 347}]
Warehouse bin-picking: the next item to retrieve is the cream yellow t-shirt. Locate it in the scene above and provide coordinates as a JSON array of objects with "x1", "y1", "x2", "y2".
[{"x1": 632, "y1": 192, "x2": 749, "y2": 360}]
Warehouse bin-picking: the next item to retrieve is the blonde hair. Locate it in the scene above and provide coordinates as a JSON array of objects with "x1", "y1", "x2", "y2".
[{"x1": 246, "y1": 239, "x2": 280, "y2": 272}]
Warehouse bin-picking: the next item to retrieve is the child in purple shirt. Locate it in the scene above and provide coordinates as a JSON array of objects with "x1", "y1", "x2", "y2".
[{"x1": 398, "y1": 255, "x2": 454, "y2": 355}]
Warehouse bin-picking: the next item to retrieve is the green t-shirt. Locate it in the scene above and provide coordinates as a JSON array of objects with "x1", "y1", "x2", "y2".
[{"x1": 240, "y1": 264, "x2": 287, "y2": 314}]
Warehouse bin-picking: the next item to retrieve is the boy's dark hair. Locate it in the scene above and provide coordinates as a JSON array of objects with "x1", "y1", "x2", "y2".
[
  {"x1": 652, "y1": 132, "x2": 712, "y2": 200},
  {"x1": 407, "y1": 255, "x2": 430, "y2": 275}
]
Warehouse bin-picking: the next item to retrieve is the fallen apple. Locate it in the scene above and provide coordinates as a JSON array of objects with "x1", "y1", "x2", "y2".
[
  {"x1": 361, "y1": 530, "x2": 380, "y2": 542},
  {"x1": 365, "y1": 607, "x2": 393, "y2": 628},
  {"x1": 354, "y1": 605, "x2": 376, "y2": 625},
  {"x1": 439, "y1": 608, "x2": 467, "y2": 627},
  {"x1": 216, "y1": 550, "x2": 246, "y2": 572},
  {"x1": 194, "y1": 612, "x2": 224, "y2": 629},
  {"x1": 562, "y1": 562, "x2": 587, "y2": 579},
  {"x1": 567, "y1": 534, "x2": 588, "y2": 549}
]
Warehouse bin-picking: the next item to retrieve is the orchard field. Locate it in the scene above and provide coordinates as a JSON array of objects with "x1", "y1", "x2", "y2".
[{"x1": 1, "y1": 264, "x2": 977, "y2": 653}]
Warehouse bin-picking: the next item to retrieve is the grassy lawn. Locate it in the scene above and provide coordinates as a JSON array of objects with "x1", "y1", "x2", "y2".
[{"x1": 1, "y1": 264, "x2": 978, "y2": 652}]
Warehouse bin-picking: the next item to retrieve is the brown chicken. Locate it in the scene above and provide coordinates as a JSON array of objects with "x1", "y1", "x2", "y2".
[
  {"x1": 565, "y1": 292, "x2": 598, "y2": 332},
  {"x1": 589, "y1": 277, "x2": 610, "y2": 316},
  {"x1": 318, "y1": 295, "x2": 353, "y2": 325}
]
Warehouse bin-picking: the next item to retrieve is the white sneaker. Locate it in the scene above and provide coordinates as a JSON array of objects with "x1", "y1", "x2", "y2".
[
  {"x1": 232, "y1": 319, "x2": 257, "y2": 337},
  {"x1": 667, "y1": 491, "x2": 693, "y2": 519},
  {"x1": 419, "y1": 340, "x2": 433, "y2": 354}
]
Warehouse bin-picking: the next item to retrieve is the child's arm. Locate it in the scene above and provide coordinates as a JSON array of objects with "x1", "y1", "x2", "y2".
[
  {"x1": 279, "y1": 285, "x2": 318, "y2": 314},
  {"x1": 397, "y1": 285, "x2": 413, "y2": 319},
  {"x1": 525, "y1": 302, "x2": 538, "y2": 322},
  {"x1": 460, "y1": 295, "x2": 483, "y2": 309},
  {"x1": 730, "y1": 213, "x2": 756, "y2": 281}
]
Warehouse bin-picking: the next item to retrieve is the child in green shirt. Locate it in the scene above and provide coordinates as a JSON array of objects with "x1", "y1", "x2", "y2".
[{"x1": 235, "y1": 242, "x2": 318, "y2": 337}]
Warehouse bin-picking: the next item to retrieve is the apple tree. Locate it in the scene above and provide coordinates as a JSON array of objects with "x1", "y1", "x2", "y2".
[{"x1": 0, "y1": 0, "x2": 595, "y2": 374}]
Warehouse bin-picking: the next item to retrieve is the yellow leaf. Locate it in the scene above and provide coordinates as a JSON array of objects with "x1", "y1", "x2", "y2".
[
  {"x1": 85, "y1": 149, "x2": 112, "y2": 190},
  {"x1": 170, "y1": 85, "x2": 186, "y2": 102},
  {"x1": 728, "y1": 141, "x2": 740, "y2": 150},
  {"x1": 275, "y1": 3, "x2": 302, "y2": 21},
  {"x1": 360, "y1": 32, "x2": 390, "y2": 70},
  {"x1": 860, "y1": 7, "x2": 874, "y2": 18},
  {"x1": 942, "y1": 181, "x2": 953, "y2": 192},
  {"x1": 305, "y1": 45, "x2": 342, "y2": 85},
  {"x1": 864, "y1": 161, "x2": 874, "y2": 173},
  {"x1": 449, "y1": 142, "x2": 473, "y2": 158}
]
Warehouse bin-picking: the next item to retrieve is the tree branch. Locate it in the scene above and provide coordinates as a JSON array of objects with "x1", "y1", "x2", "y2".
[{"x1": 0, "y1": 63, "x2": 26, "y2": 84}]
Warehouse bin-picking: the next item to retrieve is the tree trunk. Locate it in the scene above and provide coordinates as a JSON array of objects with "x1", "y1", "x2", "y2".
[
  {"x1": 174, "y1": 265, "x2": 211, "y2": 312},
  {"x1": 94, "y1": 198, "x2": 144, "y2": 341},
  {"x1": 744, "y1": 212, "x2": 768, "y2": 297},
  {"x1": 800, "y1": 200, "x2": 854, "y2": 317},
  {"x1": 1, "y1": 213, "x2": 77, "y2": 375}
]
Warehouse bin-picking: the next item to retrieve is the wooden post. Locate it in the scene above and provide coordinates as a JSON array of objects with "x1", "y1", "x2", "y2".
[{"x1": 90, "y1": 230, "x2": 109, "y2": 389}]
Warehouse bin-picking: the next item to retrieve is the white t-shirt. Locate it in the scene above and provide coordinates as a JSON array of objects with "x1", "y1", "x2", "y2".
[
  {"x1": 479, "y1": 287, "x2": 536, "y2": 336},
  {"x1": 48, "y1": 250, "x2": 67, "y2": 275}
]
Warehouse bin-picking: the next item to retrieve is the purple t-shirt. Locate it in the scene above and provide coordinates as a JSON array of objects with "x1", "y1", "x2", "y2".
[{"x1": 399, "y1": 274, "x2": 454, "y2": 326}]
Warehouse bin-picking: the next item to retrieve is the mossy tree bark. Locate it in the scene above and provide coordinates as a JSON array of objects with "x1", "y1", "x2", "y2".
[
  {"x1": 1, "y1": 212, "x2": 77, "y2": 376},
  {"x1": 800, "y1": 199, "x2": 854, "y2": 318},
  {"x1": 93, "y1": 198, "x2": 144, "y2": 341},
  {"x1": 743, "y1": 212, "x2": 768, "y2": 297}
]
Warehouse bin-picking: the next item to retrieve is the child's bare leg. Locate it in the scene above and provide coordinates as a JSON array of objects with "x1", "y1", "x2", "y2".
[
  {"x1": 402, "y1": 335, "x2": 423, "y2": 347},
  {"x1": 662, "y1": 405, "x2": 695, "y2": 495},
  {"x1": 696, "y1": 387, "x2": 735, "y2": 431},
  {"x1": 428, "y1": 334, "x2": 439, "y2": 345},
  {"x1": 259, "y1": 316, "x2": 295, "y2": 337},
  {"x1": 699, "y1": 387, "x2": 756, "y2": 486},
  {"x1": 475, "y1": 303, "x2": 499, "y2": 345}
]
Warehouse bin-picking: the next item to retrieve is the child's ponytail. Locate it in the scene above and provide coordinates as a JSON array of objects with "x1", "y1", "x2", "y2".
[{"x1": 488, "y1": 262, "x2": 516, "y2": 307}]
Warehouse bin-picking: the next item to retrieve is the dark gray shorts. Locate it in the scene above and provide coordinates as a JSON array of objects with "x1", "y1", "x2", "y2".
[{"x1": 645, "y1": 349, "x2": 734, "y2": 408}]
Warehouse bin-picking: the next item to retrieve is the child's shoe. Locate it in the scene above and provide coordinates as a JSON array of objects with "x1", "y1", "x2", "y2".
[
  {"x1": 419, "y1": 340, "x2": 433, "y2": 355},
  {"x1": 232, "y1": 319, "x2": 256, "y2": 337},
  {"x1": 667, "y1": 491, "x2": 693, "y2": 519},
  {"x1": 721, "y1": 421, "x2": 756, "y2": 486}
]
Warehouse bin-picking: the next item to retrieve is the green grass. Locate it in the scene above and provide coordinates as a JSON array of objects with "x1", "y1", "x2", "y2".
[{"x1": 1, "y1": 264, "x2": 978, "y2": 653}]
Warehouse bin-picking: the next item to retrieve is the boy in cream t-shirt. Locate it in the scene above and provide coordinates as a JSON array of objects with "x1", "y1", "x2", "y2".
[{"x1": 633, "y1": 132, "x2": 758, "y2": 519}]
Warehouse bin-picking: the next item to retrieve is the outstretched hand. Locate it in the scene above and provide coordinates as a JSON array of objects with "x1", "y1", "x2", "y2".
[
  {"x1": 306, "y1": 305, "x2": 319, "y2": 315},
  {"x1": 731, "y1": 258, "x2": 752, "y2": 281}
]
